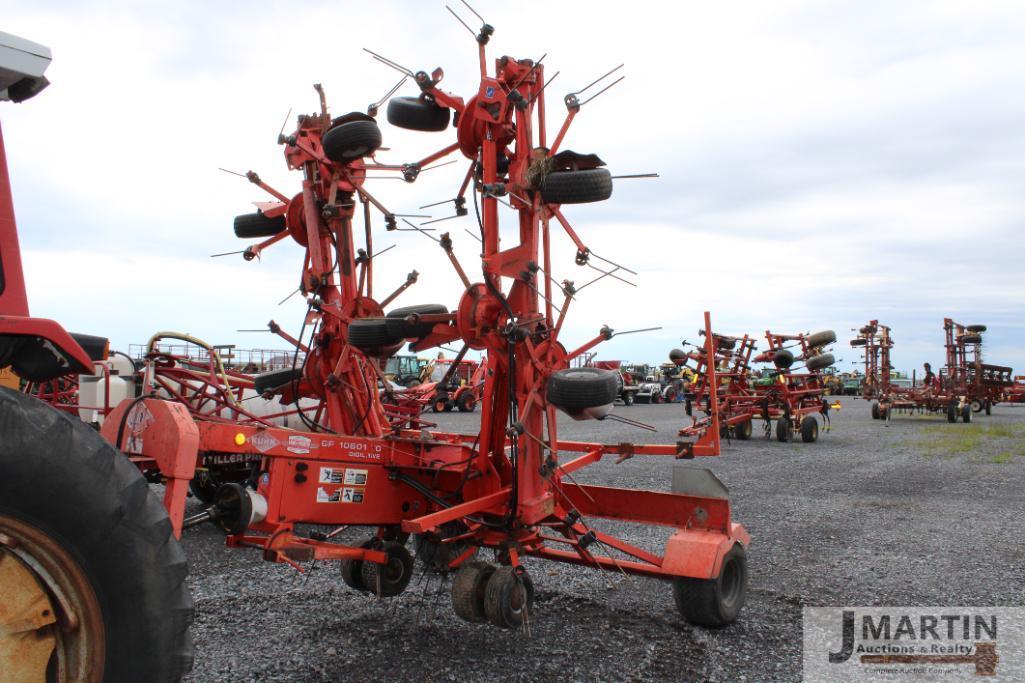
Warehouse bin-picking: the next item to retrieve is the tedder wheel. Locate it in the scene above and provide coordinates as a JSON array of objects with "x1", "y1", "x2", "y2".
[
  {"x1": 805, "y1": 353, "x2": 835, "y2": 372},
  {"x1": 360, "y1": 541, "x2": 414, "y2": 598},
  {"x1": 871, "y1": 402, "x2": 880, "y2": 420},
  {"x1": 776, "y1": 418, "x2": 791, "y2": 443},
  {"x1": 483, "y1": 565, "x2": 535, "y2": 629},
  {"x1": 451, "y1": 561, "x2": 497, "y2": 623},
  {"x1": 385, "y1": 304, "x2": 449, "y2": 340},
  {"x1": 456, "y1": 392, "x2": 477, "y2": 413},
  {"x1": 322, "y1": 117, "x2": 382, "y2": 163},
  {"x1": 734, "y1": 419, "x2": 753, "y2": 441},
  {"x1": 673, "y1": 543, "x2": 748, "y2": 627},
  {"x1": 253, "y1": 367, "x2": 303, "y2": 395},
  {"x1": 386, "y1": 96, "x2": 451, "y2": 132},
  {"x1": 348, "y1": 318, "x2": 404, "y2": 355},
  {"x1": 800, "y1": 415, "x2": 819, "y2": 443},
  {"x1": 971, "y1": 400, "x2": 983, "y2": 413},
  {"x1": 547, "y1": 368, "x2": 619, "y2": 410},
  {"x1": 340, "y1": 538, "x2": 379, "y2": 592},
  {"x1": 188, "y1": 468, "x2": 220, "y2": 504},
  {"x1": 0, "y1": 388, "x2": 193, "y2": 682},
  {"x1": 539, "y1": 168, "x2": 613, "y2": 204},
  {"x1": 233, "y1": 212, "x2": 286, "y2": 239},
  {"x1": 805, "y1": 330, "x2": 837, "y2": 348},
  {"x1": 946, "y1": 404, "x2": 957, "y2": 423},
  {"x1": 962, "y1": 405, "x2": 973, "y2": 423}
]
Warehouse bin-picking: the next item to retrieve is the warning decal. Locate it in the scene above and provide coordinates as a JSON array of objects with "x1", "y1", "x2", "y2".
[
  {"x1": 316, "y1": 487, "x2": 341, "y2": 503},
  {"x1": 344, "y1": 468, "x2": 368, "y2": 486},
  {"x1": 319, "y1": 467, "x2": 344, "y2": 484},
  {"x1": 341, "y1": 487, "x2": 365, "y2": 504}
]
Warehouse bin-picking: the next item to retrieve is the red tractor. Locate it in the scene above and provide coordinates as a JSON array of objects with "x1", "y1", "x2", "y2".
[{"x1": 0, "y1": 33, "x2": 192, "y2": 681}]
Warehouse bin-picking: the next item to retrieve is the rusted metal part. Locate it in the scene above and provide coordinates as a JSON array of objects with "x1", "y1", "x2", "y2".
[{"x1": 0, "y1": 515, "x2": 105, "y2": 683}]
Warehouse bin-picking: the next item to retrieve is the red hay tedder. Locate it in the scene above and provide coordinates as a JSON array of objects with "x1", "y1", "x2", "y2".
[
  {"x1": 96, "y1": 15, "x2": 748, "y2": 630},
  {"x1": 676, "y1": 328, "x2": 837, "y2": 444}
]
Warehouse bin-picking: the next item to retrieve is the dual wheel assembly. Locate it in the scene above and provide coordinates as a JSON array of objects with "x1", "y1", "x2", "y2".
[{"x1": 775, "y1": 415, "x2": 819, "y2": 443}]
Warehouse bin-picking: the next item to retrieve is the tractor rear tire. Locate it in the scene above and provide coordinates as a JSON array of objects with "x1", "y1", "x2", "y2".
[
  {"x1": 806, "y1": 353, "x2": 835, "y2": 372},
  {"x1": 673, "y1": 543, "x2": 747, "y2": 627},
  {"x1": 451, "y1": 561, "x2": 496, "y2": 623},
  {"x1": 322, "y1": 118, "x2": 382, "y2": 163},
  {"x1": 805, "y1": 330, "x2": 836, "y2": 348},
  {"x1": 547, "y1": 368, "x2": 619, "y2": 409},
  {"x1": 360, "y1": 541, "x2": 414, "y2": 598},
  {"x1": 776, "y1": 418, "x2": 791, "y2": 442},
  {"x1": 484, "y1": 566, "x2": 535, "y2": 629},
  {"x1": 539, "y1": 168, "x2": 613, "y2": 204},
  {"x1": 0, "y1": 388, "x2": 193, "y2": 683},
  {"x1": 456, "y1": 392, "x2": 477, "y2": 413},
  {"x1": 946, "y1": 404, "x2": 957, "y2": 423},
  {"x1": 800, "y1": 415, "x2": 819, "y2": 443},
  {"x1": 735, "y1": 419, "x2": 753, "y2": 441},
  {"x1": 386, "y1": 96, "x2": 451, "y2": 132},
  {"x1": 234, "y1": 212, "x2": 286, "y2": 239},
  {"x1": 385, "y1": 304, "x2": 449, "y2": 340}
]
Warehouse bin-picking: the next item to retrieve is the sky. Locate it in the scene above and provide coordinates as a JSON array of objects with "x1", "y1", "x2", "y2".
[{"x1": 2, "y1": 0, "x2": 1024, "y2": 374}]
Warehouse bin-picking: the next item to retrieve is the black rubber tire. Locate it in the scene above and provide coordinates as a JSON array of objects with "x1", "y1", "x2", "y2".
[
  {"x1": 322, "y1": 119, "x2": 382, "y2": 163},
  {"x1": 773, "y1": 350, "x2": 795, "y2": 369},
  {"x1": 966, "y1": 324, "x2": 987, "y2": 333},
  {"x1": 0, "y1": 388, "x2": 193, "y2": 682},
  {"x1": 673, "y1": 543, "x2": 747, "y2": 627},
  {"x1": 800, "y1": 415, "x2": 819, "y2": 443},
  {"x1": 805, "y1": 330, "x2": 836, "y2": 348},
  {"x1": 776, "y1": 418, "x2": 790, "y2": 442},
  {"x1": 668, "y1": 348, "x2": 687, "y2": 364},
  {"x1": 386, "y1": 96, "x2": 451, "y2": 132},
  {"x1": 971, "y1": 400, "x2": 983, "y2": 413},
  {"x1": 623, "y1": 391, "x2": 635, "y2": 406},
  {"x1": 456, "y1": 392, "x2": 476, "y2": 413},
  {"x1": 348, "y1": 318, "x2": 404, "y2": 351},
  {"x1": 651, "y1": 391, "x2": 663, "y2": 404},
  {"x1": 547, "y1": 368, "x2": 619, "y2": 410},
  {"x1": 539, "y1": 168, "x2": 613, "y2": 204},
  {"x1": 985, "y1": 401, "x2": 992, "y2": 416},
  {"x1": 253, "y1": 367, "x2": 302, "y2": 395},
  {"x1": 431, "y1": 397, "x2": 449, "y2": 414},
  {"x1": 340, "y1": 538, "x2": 378, "y2": 592},
  {"x1": 946, "y1": 404, "x2": 957, "y2": 423},
  {"x1": 385, "y1": 304, "x2": 448, "y2": 340},
  {"x1": 484, "y1": 566, "x2": 535, "y2": 629},
  {"x1": 962, "y1": 405, "x2": 972, "y2": 423},
  {"x1": 806, "y1": 353, "x2": 835, "y2": 372},
  {"x1": 451, "y1": 561, "x2": 496, "y2": 623},
  {"x1": 233, "y1": 212, "x2": 286, "y2": 239},
  {"x1": 188, "y1": 469, "x2": 220, "y2": 504},
  {"x1": 960, "y1": 334, "x2": 982, "y2": 344},
  {"x1": 360, "y1": 541, "x2": 414, "y2": 598},
  {"x1": 850, "y1": 338, "x2": 867, "y2": 347},
  {"x1": 734, "y1": 419, "x2": 752, "y2": 440},
  {"x1": 714, "y1": 336, "x2": 737, "y2": 351},
  {"x1": 871, "y1": 402, "x2": 880, "y2": 420}
]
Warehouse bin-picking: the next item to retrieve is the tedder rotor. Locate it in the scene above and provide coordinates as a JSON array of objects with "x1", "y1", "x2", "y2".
[{"x1": 99, "y1": 14, "x2": 749, "y2": 629}]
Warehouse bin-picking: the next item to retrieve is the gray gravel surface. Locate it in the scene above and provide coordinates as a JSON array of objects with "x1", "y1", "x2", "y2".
[{"x1": 179, "y1": 398, "x2": 1025, "y2": 682}]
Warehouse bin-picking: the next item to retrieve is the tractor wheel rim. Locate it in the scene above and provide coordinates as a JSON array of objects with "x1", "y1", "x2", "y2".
[{"x1": 0, "y1": 514, "x2": 105, "y2": 683}]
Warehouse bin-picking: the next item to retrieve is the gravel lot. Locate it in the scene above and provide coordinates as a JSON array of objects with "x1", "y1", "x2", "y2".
[{"x1": 180, "y1": 398, "x2": 1025, "y2": 682}]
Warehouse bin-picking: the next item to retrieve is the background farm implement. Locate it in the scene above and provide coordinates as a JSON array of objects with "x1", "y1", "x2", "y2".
[{"x1": 97, "y1": 17, "x2": 750, "y2": 631}]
